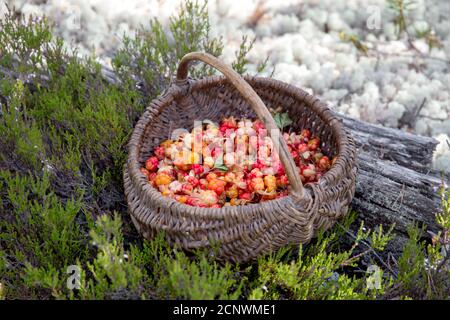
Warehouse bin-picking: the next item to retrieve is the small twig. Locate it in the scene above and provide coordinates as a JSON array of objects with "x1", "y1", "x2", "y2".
[
  {"x1": 336, "y1": 222, "x2": 399, "y2": 278},
  {"x1": 415, "y1": 97, "x2": 427, "y2": 117},
  {"x1": 341, "y1": 249, "x2": 372, "y2": 267},
  {"x1": 369, "y1": 48, "x2": 450, "y2": 65}
]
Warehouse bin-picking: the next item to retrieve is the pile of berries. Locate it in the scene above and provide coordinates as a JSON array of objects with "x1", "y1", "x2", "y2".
[{"x1": 140, "y1": 117, "x2": 334, "y2": 208}]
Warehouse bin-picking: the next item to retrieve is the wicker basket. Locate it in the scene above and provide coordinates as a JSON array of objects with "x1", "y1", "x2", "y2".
[{"x1": 124, "y1": 52, "x2": 357, "y2": 263}]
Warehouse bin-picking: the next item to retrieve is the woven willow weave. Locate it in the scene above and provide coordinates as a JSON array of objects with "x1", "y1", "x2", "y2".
[{"x1": 124, "y1": 52, "x2": 357, "y2": 263}]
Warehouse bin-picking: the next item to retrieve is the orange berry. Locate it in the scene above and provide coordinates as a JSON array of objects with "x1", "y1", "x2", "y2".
[
  {"x1": 173, "y1": 152, "x2": 191, "y2": 171},
  {"x1": 264, "y1": 175, "x2": 277, "y2": 193},
  {"x1": 225, "y1": 184, "x2": 239, "y2": 199},
  {"x1": 224, "y1": 172, "x2": 236, "y2": 183},
  {"x1": 208, "y1": 178, "x2": 226, "y2": 195},
  {"x1": 308, "y1": 137, "x2": 320, "y2": 151},
  {"x1": 301, "y1": 129, "x2": 311, "y2": 140},
  {"x1": 158, "y1": 185, "x2": 172, "y2": 196},
  {"x1": 248, "y1": 177, "x2": 264, "y2": 192},
  {"x1": 206, "y1": 172, "x2": 218, "y2": 182},
  {"x1": 318, "y1": 156, "x2": 331, "y2": 171},
  {"x1": 174, "y1": 195, "x2": 188, "y2": 204},
  {"x1": 155, "y1": 173, "x2": 173, "y2": 186}
]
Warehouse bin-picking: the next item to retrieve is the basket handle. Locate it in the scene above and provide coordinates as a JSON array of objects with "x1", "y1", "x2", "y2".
[{"x1": 176, "y1": 52, "x2": 306, "y2": 200}]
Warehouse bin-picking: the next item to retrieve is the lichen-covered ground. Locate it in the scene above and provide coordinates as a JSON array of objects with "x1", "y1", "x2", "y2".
[{"x1": 2, "y1": 0, "x2": 449, "y2": 171}]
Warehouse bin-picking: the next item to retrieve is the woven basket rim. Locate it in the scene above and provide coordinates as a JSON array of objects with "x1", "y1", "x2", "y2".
[{"x1": 126, "y1": 75, "x2": 353, "y2": 220}]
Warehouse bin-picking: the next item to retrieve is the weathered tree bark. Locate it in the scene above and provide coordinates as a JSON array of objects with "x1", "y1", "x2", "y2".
[
  {"x1": 1, "y1": 65, "x2": 448, "y2": 253},
  {"x1": 340, "y1": 114, "x2": 438, "y2": 172},
  {"x1": 338, "y1": 114, "x2": 448, "y2": 258}
]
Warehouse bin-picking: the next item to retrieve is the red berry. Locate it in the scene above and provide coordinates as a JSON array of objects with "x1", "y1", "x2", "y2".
[
  {"x1": 238, "y1": 191, "x2": 253, "y2": 201},
  {"x1": 148, "y1": 172, "x2": 157, "y2": 185},
  {"x1": 199, "y1": 178, "x2": 208, "y2": 190},
  {"x1": 318, "y1": 156, "x2": 331, "y2": 171},
  {"x1": 290, "y1": 150, "x2": 299, "y2": 159},
  {"x1": 221, "y1": 117, "x2": 237, "y2": 129},
  {"x1": 252, "y1": 159, "x2": 265, "y2": 170},
  {"x1": 145, "y1": 156, "x2": 159, "y2": 172},
  {"x1": 154, "y1": 146, "x2": 165, "y2": 160},
  {"x1": 276, "y1": 175, "x2": 289, "y2": 187},
  {"x1": 272, "y1": 160, "x2": 285, "y2": 175},
  {"x1": 253, "y1": 119, "x2": 265, "y2": 132},
  {"x1": 308, "y1": 137, "x2": 320, "y2": 151},
  {"x1": 301, "y1": 129, "x2": 311, "y2": 140},
  {"x1": 248, "y1": 168, "x2": 263, "y2": 179},
  {"x1": 298, "y1": 143, "x2": 309, "y2": 153},
  {"x1": 186, "y1": 196, "x2": 200, "y2": 206},
  {"x1": 186, "y1": 176, "x2": 199, "y2": 187},
  {"x1": 192, "y1": 164, "x2": 204, "y2": 175},
  {"x1": 181, "y1": 183, "x2": 194, "y2": 194}
]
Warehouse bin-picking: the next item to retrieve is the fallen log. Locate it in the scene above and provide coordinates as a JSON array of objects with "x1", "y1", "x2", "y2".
[
  {"x1": 338, "y1": 114, "x2": 445, "y2": 227},
  {"x1": 340, "y1": 114, "x2": 438, "y2": 172},
  {"x1": 337, "y1": 113, "x2": 447, "y2": 255}
]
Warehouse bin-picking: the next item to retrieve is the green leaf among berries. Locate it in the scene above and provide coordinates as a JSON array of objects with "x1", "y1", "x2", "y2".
[
  {"x1": 213, "y1": 163, "x2": 229, "y2": 172},
  {"x1": 273, "y1": 112, "x2": 293, "y2": 130}
]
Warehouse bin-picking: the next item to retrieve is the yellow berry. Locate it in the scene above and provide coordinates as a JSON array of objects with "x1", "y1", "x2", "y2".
[
  {"x1": 160, "y1": 139, "x2": 173, "y2": 148},
  {"x1": 225, "y1": 184, "x2": 239, "y2": 199},
  {"x1": 155, "y1": 173, "x2": 173, "y2": 186},
  {"x1": 264, "y1": 175, "x2": 277, "y2": 192}
]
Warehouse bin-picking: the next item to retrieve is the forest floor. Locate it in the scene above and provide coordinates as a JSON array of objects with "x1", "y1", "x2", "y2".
[{"x1": 0, "y1": 1, "x2": 449, "y2": 300}]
